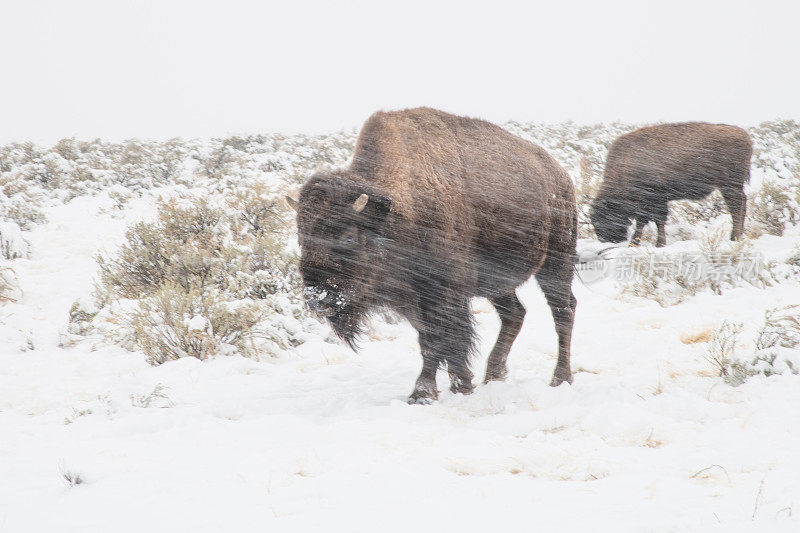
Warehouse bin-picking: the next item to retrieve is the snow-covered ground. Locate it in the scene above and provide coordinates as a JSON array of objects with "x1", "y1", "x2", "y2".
[
  {"x1": 1, "y1": 192, "x2": 800, "y2": 532},
  {"x1": 1, "y1": 123, "x2": 800, "y2": 532}
]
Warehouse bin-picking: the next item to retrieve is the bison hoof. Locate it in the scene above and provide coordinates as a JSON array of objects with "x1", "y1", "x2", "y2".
[
  {"x1": 484, "y1": 366, "x2": 508, "y2": 383},
  {"x1": 449, "y1": 376, "x2": 475, "y2": 395},
  {"x1": 408, "y1": 383, "x2": 438, "y2": 404},
  {"x1": 407, "y1": 392, "x2": 436, "y2": 405},
  {"x1": 549, "y1": 370, "x2": 573, "y2": 387}
]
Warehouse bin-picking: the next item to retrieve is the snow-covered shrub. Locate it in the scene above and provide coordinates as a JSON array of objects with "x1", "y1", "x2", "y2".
[
  {"x1": 750, "y1": 350, "x2": 800, "y2": 377},
  {"x1": 67, "y1": 298, "x2": 99, "y2": 335},
  {"x1": 0, "y1": 221, "x2": 30, "y2": 259},
  {"x1": 754, "y1": 305, "x2": 800, "y2": 352},
  {"x1": 0, "y1": 171, "x2": 47, "y2": 230},
  {"x1": 668, "y1": 191, "x2": 728, "y2": 235},
  {"x1": 787, "y1": 246, "x2": 800, "y2": 269},
  {"x1": 193, "y1": 144, "x2": 247, "y2": 182},
  {"x1": 750, "y1": 305, "x2": 800, "y2": 375},
  {"x1": 620, "y1": 249, "x2": 700, "y2": 307},
  {"x1": 130, "y1": 283, "x2": 262, "y2": 364},
  {"x1": 226, "y1": 182, "x2": 287, "y2": 236},
  {"x1": 702, "y1": 321, "x2": 752, "y2": 386},
  {"x1": 621, "y1": 226, "x2": 770, "y2": 306},
  {"x1": 702, "y1": 308, "x2": 800, "y2": 385},
  {"x1": 746, "y1": 178, "x2": 800, "y2": 237},
  {"x1": 697, "y1": 226, "x2": 773, "y2": 293},
  {"x1": 94, "y1": 194, "x2": 312, "y2": 363},
  {"x1": 574, "y1": 157, "x2": 602, "y2": 238},
  {"x1": 749, "y1": 120, "x2": 800, "y2": 184},
  {"x1": 130, "y1": 383, "x2": 173, "y2": 408},
  {"x1": 0, "y1": 265, "x2": 20, "y2": 303},
  {"x1": 60, "y1": 469, "x2": 85, "y2": 488},
  {"x1": 746, "y1": 120, "x2": 800, "y2": 236}
]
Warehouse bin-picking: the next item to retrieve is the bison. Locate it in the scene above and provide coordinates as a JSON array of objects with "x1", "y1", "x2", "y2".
[
  {"x1": 590, "y1": 122, "x2": 753, "y2": 247},
  {"x1": 289, "y1": 107, "x2": 577, "y2": 403}
]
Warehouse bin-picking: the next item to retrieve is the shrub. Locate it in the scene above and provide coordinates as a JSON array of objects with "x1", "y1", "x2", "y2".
[
  {"x1": 193, "y1": 144, "x2": 247, "y2": 182},
  {"x1": 130, "y1": 283, "x2": 262, "y2": 364},
  {"x1": 0, "y1": 172, "x2": 47, "y2": 230},
  {"x1": 668, "y1": 191, "x2": 728, "y2": 235},
  {"x1": 0, "y1": 265, "x2": 20, "y2": 303},
  {"x1": 701, "y1": 308, "x2": 800, "y2": 385},
  {"x1": 68, "y1": 298, "x2": 99, "y2": 335},
  {"x1": 703, "y1": 321, "x2": 752, "y2": 386},
  {"x1": 0, "y1": 221, "x2": 30, "y2": 260},
  {"x1": 620, "y1": 225, "x2": 770, "y2": 306},
  {"x1": 754, "y1": 305, "x2": 800, "y2": 352},
  {"x1": 227, "y1": 182, "x2": 287, "y2": 236},
  {"x1": 574, "y1": 157, "x2": 603, "y2": 238},
  {"x1": 130, "y1": 383, "x2": 173, "y2": 408},
  {"x1": 94, "y1": 194, "x2": 311, "y2": 363},
  {"x1": 698, "y1": 226, "x2": 772, "y2": 294},
  {"x1": 746, "y1": 178, "x2": 800, "y2": 237},
  {"x1": 787, "y1": 246, "x2": 800, "y2": 270}
]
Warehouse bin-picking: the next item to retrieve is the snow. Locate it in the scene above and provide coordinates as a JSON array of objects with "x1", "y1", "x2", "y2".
[
  {"x1": 1, "y1": 128, "x2": 799, "y2": 531},
  {"x1": 187, "y1": 314, "x2": 210, "y2": 333},
  {"x1": 0, "y1": 220, "x2": 29, "y2": 259}
]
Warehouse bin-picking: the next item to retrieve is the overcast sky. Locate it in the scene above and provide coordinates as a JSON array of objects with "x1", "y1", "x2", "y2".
[{"x1": 1, "y1": 0, "x2": 798, "y2": 143}]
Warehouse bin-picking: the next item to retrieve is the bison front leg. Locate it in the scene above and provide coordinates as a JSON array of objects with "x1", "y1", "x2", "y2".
[
  {"x1": 654, "y1": 202, "x2": 668, "y2": 247},
  {"x1": 408, "y1": 296, "x2": 475, "y2": 403},
  {"x1": 655, "y1": 221, "x2": 667, "y2": 248},
  {"x1": 408, "y1": 353, "x2": 440, "y2": 404}
]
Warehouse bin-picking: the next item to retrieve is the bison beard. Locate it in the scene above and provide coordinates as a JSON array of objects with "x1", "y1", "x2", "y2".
[
  {"x1": 326, "y1": 302, "x2": 364, "y2": 350},
  {"x1": 292, "y1": 107, "x2": 578, "y2": 403}
]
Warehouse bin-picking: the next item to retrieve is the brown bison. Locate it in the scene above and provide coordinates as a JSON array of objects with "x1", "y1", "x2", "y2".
[
  {"x1": 289, "y1": 107, "x2": 578, "y2": 403},
  {"x1": 590, "y1": 122, "x2": 753, "y2": 247}
]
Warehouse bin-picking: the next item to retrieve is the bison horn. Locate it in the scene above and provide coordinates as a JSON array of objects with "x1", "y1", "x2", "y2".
[
  {"x1": 285, "y1": 196, "x2": 299, "y2": 211},
  {"x1": 353, "y1": 193, "x2": 369, "y2": 212}
]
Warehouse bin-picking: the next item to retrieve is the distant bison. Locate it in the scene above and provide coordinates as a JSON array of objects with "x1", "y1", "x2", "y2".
[
  {"x1": 289, "y1": 107, "x2": 578, "y2": 403},
  {"x1": 590, "y1": 122, "x2": 752, "y2": 247}
]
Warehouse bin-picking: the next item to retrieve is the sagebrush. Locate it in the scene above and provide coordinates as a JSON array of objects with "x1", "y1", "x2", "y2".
[{"x1": 94, "y1": 195, "x2": 312, "y2": 364}]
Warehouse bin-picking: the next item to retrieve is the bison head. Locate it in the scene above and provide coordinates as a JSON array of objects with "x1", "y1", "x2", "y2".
[
  {"x1": 589, "y1": 196, "x2": 631, "y2": 243},
  {"x1": 289, "y1": 172, "x2": 393, "y2": 348}
]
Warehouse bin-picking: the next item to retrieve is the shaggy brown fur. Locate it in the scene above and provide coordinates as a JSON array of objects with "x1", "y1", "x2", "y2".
[
  {"x1": 591, "y1": 122, "x2": 753, "y2": 246},
  {"x1": 293, "y1": 107, "x2": 577, "y2": 403}
]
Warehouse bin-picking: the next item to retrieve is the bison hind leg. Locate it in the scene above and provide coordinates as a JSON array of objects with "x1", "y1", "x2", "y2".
[
  {"x1": 535, "y1": 258, "x2": 577, "y2": 387},
  {"x1": 483, "y1": 291, "x2": 526, "y2": 383},
  {"x1": 720, "y1": 186, "x2": 747, "y2": 240}
]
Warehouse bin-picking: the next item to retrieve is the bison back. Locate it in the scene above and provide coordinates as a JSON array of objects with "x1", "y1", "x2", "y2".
[
  {"x1": 600, "y1": 122, "x2": 752, "y2": 202},
  {"x1": 350, "y1": 107, "x2": 576, "y2": 294}
]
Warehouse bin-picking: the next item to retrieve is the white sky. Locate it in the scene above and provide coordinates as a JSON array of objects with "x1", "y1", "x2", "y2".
[{"x1": 1, "y1": 0, "x2": 798, "y2": 143}]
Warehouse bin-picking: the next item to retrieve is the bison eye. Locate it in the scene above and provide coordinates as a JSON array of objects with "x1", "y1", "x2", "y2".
[{"x1": 332, "y1": 227, "x2": 360, "y2": 250}]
